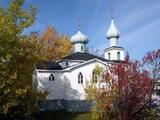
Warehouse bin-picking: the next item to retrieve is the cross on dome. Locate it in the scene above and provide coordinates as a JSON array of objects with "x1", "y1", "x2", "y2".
[
  {"x1": 77, "y1": 17, "x2": 81, "y2": 31},
  {"x1": 109, "y1": 7, "x2": 114, "y2": 19}
]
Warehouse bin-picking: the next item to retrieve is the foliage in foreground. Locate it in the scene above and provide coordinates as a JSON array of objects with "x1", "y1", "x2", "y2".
[
  {"x1": 0, "y1": 0, "x2": 73, "y2": 119},
  {"x1": 85, "y1": 51, "x2": 160, "y2": 120},
  {"x1": 0, "y1": 0, "x2": 46, "y2": 119}
]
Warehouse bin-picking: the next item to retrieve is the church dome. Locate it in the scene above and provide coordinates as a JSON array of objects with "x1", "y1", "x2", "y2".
[
  {"x1": 71, "y1": 31, "x2": 88, "y2": 44},
  {"x1": 107, "y1": 19, "x2": 120, "y2": 39}
]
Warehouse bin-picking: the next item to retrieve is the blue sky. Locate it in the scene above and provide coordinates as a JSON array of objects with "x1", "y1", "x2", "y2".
[{"x1": 0, "y1": 0, "x2": 160, "y2": 60}]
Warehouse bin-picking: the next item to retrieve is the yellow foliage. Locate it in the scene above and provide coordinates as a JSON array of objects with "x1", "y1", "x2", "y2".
[
  {"x1": 42, "y1": 25, "x2": 57, "y2": 42},
  {"x1": 39, "y1": 26, "x2": 72, "y2": 61},
  {"x1": 0, "y1": 1, "x2": 46, "y2": 118},
  {"x1": 84, "y1": 81, "x2": 98, "y2": 100}
]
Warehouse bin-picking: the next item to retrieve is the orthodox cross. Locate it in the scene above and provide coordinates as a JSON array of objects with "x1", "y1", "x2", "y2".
[
  {"x1": 109, "y1": 7, "x2": 114, "y2": 19},
  {"x1": 77, "y1": 17, "x2": 81, "y2": 31}
]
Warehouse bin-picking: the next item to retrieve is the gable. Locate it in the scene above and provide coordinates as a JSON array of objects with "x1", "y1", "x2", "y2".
[{"x1": 64, "y1": 58, "x2": 111, "y2": 72}]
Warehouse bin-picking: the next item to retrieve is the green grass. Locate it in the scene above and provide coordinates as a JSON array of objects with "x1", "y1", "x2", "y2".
[{"x1": 35, "y1": 110, "x2": 92, "y2": 120}]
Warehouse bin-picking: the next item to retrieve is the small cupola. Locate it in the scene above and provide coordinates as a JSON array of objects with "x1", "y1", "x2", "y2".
[
  {"x1": 107, "y1": 18, "x2": 120, "y2": 47},
  {"x1": 71, "y1": 30, "x2": 89, "y2": 53}
]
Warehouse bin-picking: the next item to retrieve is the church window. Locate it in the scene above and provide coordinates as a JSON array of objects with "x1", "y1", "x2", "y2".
[
  {"x1": 81, "y1": 46, "x2": 83, "y2": 51},
  {"x1": 78, "y1": 72, "x2": 83, "y2": 84},
  {"x1": 49, "y1": 74, "x2": 55, "y2": 81},
  {"x1": 108, "y1": 52, "x2": 110, "y2": 60},
  {"x1": 92, "y1": 70, "x2": 97, "y2": 83},
  {"x1": 117, "y1": 51, "x2": 120, "y2": 60},
  {"x1": 66, "y1": 61, "x2": 68, "y2": 66}
]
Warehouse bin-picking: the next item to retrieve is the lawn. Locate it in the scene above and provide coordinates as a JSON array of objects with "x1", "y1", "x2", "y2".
[{"x1": 35, "y1": 110, "x2": 92, "y2": 120}]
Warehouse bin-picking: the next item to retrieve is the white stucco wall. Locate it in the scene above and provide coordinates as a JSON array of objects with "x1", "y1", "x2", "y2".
[
  {"x1": 104, "y1": 49, "x2": 124, "y2": 61},
  {"x1": 35, "y1": 60, "x2": 107, "y2": 101},
  {"x1": 64, "y1": 60, "x2": 106, "y2": 100},
  {"x1": 36, "y1": 71, "x2": 65, "y2": 100},
  {"x1": 73, "y1": 43, "x2": 85, "y2": 53},
  {"x1": 109, "y1": 38, "x2": 118, "y2": 47}
]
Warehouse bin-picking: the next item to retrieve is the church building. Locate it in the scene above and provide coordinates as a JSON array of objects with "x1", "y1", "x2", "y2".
[{"x1": 33, "y1": 18, "x2": 125, "y2": 111}]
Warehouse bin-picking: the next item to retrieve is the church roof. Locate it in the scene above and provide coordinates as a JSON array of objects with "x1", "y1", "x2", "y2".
[
  {"x1": 36, "y1": 52, "x2": 124, "y2": 70},
  {"x1": 36, "y1": 61, "x2": 62, "y2": 70},
  {"x1": 62, "y1": 52, "x2": 108, "y2": 62}
]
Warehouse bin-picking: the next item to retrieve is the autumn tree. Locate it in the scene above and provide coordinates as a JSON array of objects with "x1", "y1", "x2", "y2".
[
  {"x1": 85, "y1": 54, "x2": 158, "y2": 120},
  {"x1": 143, "y1": 48, "x2": 160, "y2": 114},
  {"x1": 84, "y1": 65, "x2": 104, "y2": 120},
  {"x1": 39, "y1": 25, "x2": 72, "y2": 61},
  {"x1": 0, "y1": 0, "x2": 46, "y2": 119}
]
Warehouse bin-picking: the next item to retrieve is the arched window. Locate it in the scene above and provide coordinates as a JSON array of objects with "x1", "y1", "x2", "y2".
[
  {"x1": 117, "y1": 51, "x2": 120, "y2": 60},
  {"x1": 78, "y1": 72, "x2": 83, "y2": 84},
  {"x1": 108, "y1": 52, "x2": 110, "y2": 60},
  {"x1": 66, "y1": 61, "x2": 68, "y2": 66},
  {"x1": 92, "y1": 70, "x2": 97, "y2": 83},
  {"x1": 81, "y1": 46, "x2": 83, "y2": 51},
  {"x1": 49, "y1": 74, "x2": 55, "y2": 81}
]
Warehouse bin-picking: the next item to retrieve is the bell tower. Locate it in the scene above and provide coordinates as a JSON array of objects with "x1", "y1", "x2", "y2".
[{"x1": 104, "y1": 18, "x2": 124, "y2": 61}]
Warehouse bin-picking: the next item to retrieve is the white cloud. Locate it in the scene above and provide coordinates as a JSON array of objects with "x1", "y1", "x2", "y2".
[
  {"x1": 118, "y1": 1, "x2": 160, "y2": 31},
  {"x1": 121, "y1": 19, "x2": 160, "y2": 46}
]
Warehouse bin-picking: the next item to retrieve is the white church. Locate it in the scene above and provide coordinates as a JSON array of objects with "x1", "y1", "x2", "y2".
[{"x1": 33, "y1": 18, "x2": 125, "y2": 111}]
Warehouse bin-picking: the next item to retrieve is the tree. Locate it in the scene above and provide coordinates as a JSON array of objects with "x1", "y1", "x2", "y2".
[
  {"x1": 39, "y1": 25, "x2": 72, "y2": 61},
  {"x1": 143, "y1": 48, "x2": 160, "y2": 115},
  {"x1": 84, "y1": 65, "x2": 103, "y2": 120},
  {"x1": 0, "y1": 0, "x2": 46, "y2": 119},
  {"x1": 85, "y1": 54, "x2": 158, "y2": 120}
]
